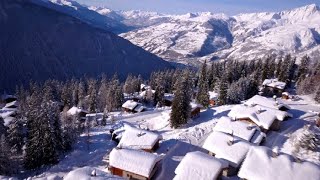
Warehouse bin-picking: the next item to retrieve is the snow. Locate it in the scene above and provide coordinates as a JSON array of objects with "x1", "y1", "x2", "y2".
[
  {"x1": 209, "y1": 91, "x2": 218, "y2": 100},
  {"x1": 214, "y1": 117, "x2": 265, "y2": 144},
  {"x1": 109, "y1": 148, "x2": 161, "y2": 177},
  {"x1": 121, "y1": 100, "x2": 138, "y2": 110},
  {"x1": 164, "y1": 93, "x2": 174, "y2": 102},
  {"x1": 86, "y1": 113, "x2": 104, "y2": 122},
  {"x1": 173, "y1": 151, "x2": 227, "y2": 180},
  {"x1": 244, "y1": 95, "x2": 291, "y2": 110},
  {"x1": 190, "y1": 102, "x2": 202, "y2": 111},
  {"x1": 228, "y1": 104, "x2": 291, "y2": 130},
  {"x1": 238, "y1": 146, "x2": 320, "y2": 180},
  {"x1": 203, "y1": 131, "x2": 252, "y2": 168},
  {"x1": 4, "y1": 100, "x2": 18, "y2": 108},
  {"x1": 262, "y1": 79, "x2": 286, "y2": 90},
  {"x1": 64, "y1": 166, "x2": 123, "y2": 180},
  {"x1": 118, "y1": 126, "x2": 162, "y2": 150},
  {"x1": 67, "y1": 106, "x2": 87, "y2": 116}
]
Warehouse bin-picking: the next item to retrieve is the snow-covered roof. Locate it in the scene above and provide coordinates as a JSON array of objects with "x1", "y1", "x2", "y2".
[
  {"x1": 209, "y1": 91, "x2": 218, "y2": 100},
  {"x1": 86, "y1": 113, "x2": 104, "y2": 121},
  {"x1": 134, "y1": 104, "x2": 145, "y2": 112},
  {"x1": 262, "y1": 78, "x2": 286, "y2": 90},
  {"x1": 122, "y1": 100, "x2": 138, "y2": 110},
  {"x1": 238, "y1": 146, "x2": 320, "y2": 180},
  {"x1": 190, "y1": 102, "x2": 202, "y2": 111},
  {"x1": 0, "y1": 94, "x2": 16, "y2": 101},
  {"x1": 282, "y1": 92, "x2": 289, "y2": 96},
  {"x1": 118, "y1": 126, "x2": 161, "y2": 150},
  {"x1": 67, "y1": 106, "x2": 88, "y2": 116},
  {"x1": 64, "y1": 166, "x2": 123, "y2": 180},
  {"x1": 244, "y1": 95, "x2": 291, "y2": 110},
  {"x1": 228, "y1": 104, "x2": 291, "y2": 130},
  {"x1": 174, "y1": 151, "x2": 228, "y2": 180},
  {"x1": 109, "y1": 148, "x2": 161, "y2": 177},
  {"x1": 4, "y1": 100, "x2": 19, "y2": 108},
  {"x1": 214, "y1": 117, "x2": 265, "y2": 144},
  {"x1": 139, "y1": 89, "x2": 155, "y2": 97},
  {"x1": 203, "y1": 131, "x2": 251, "y2": 168}
]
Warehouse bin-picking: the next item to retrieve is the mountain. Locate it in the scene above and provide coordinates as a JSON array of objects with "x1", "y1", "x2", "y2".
[
  {"x1": 34, "y1": 0, "x2": 129, "y2": 33},
  {"x1": 0, "y1": 0, "x2": 172, "y2": 92},
  {"x1": 117, "y1": 4, "x2": 320, "y2": 65}
]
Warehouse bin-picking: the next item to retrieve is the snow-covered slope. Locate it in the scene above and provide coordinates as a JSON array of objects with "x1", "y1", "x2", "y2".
[
  {"x1": 0, "y1": 0, "x2": 172, "y2": 92},
  {"x1": 118, "y1": 4, "x2": 320, "y2": 64}
]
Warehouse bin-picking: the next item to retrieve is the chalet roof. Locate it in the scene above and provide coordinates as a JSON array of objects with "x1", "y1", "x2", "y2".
[
  {"x1": 122, "y1": 100, "x2": 138, "y2": 111},
  {"x1": 174, "y1": 151, "x2": 228, "y2": 180},
  {"x1": 190, "y1": 102, "x2": 202, "y2": 111},
  {"x1": 228, "y1": 104, "x2": 292, "y2": 130},
  {"x1": 209, "y1": 91, "x2": 218, "y2": 101},
  {"x1": 214, "y1": 117, "x2": 266, "y2": 144},
  {"x1": 139, "y1": 90, "x2": 155, "y2": 97},
  {"x1": 203, "y1": 131, "x2": 251, "y2": 168},
  {"x1": 86, "y1": 113, "x2": 104, "y2": 121},
  {"x1": 118, "y1": 126, "x2": 162, "y2": 150},
  {"x1": 109, "y1": 148, "x2": 161, "y2": 177},
  {"x1": 67, "y1": 106, "x2": 88, "y2": 116},
  {"x1": 238, "y1": 146, "x2": 320, "y2": 180},
  {"x1": 244, "y1": 95, "x2": 290, "y2": 110},
  {"x1": 262, "y1": 78, "x2": 286, "y2": 90}
]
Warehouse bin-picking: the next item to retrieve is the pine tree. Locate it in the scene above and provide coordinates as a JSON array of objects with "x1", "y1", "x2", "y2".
[
  {"x1": 60, "y1": 108, "x2": 79, "y2": 151},
  {"x1": 218, "y1": 77, "x2": 228, "y2": 105},
  {"x1": 293, "y1": 125, "x2": 320, "y2": 152},
  {"x1": 87, "y1": 79, "x2": 97, "y2": 113},
  {"x1": 154, "y1": 76, "x2": 165, "y2": 107},
  {"x1": 297, "y1": 55, "x2": 311, "y2": 80},
  {"x1": 7, "y1": 116, "x2": 24, "y2": 154},
  {"x1": 196, "y1": 61, "x2": 209, "y2": 107},
  {"x1": 315, "y1": 85, "x2": 320, "y2": 103},
  {"x1": 170, "y1": 71, "x2": 191, "y2": 128},
  {"x1": 77, "y1": 80, "x2": 86, "y2": 108},
  {"x1": 0, "y1": 117, "x2": 7, "y2": 137},
  {"x1": 0, "y1": 135, "x2": 12, "y2": 175}
]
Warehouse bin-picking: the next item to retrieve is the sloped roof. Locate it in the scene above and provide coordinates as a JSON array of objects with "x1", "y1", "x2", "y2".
[
  {"x1": 214, "y1": 117, "x2": 265, "y2": 144},
  {"x1": 67, "y1": 106, "x2": 88, "y2": 115},
  {"x1": 118, "y1": 126, "x2": 161, "y2": 150},
  {"x1": 228, "y1": 104, "x2": 291, "y2": 130},
  {"x1": 238, "y1": 146, "x2": 320, "y2": 180},
  {"x1": 244, "y1": 95, "x2": 290, "y2": 110},
  {"x1": 203, "y1": 131, "x2": 251, "y2": 168},
  {"x1": 262, "y1": 78, "x2": 286, "y2": 90},
  {"x1": 174, "y1": 151, "x2": 228, "y2": 180},
  {"x1": 109, "y1": 148, "x2": 161, "y2": 178},
  {"x1": 122, "y1": 100, "x2": 138, "y2": 110}
]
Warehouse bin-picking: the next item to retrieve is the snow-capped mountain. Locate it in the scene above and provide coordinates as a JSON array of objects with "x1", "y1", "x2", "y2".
[
  {"x1": 118, "y1": 4, "x2": 320, "y2": 64},
  {"x1": 0, "y1": 0, "x2": 172, "y2": 92},
  {"x1": 26, "y1": 0, "x2": 320, "y2": 65}
]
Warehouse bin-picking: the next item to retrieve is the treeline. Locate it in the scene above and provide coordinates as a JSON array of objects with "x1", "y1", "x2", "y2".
[{"x1": 0, "y1": 54, "x2": 319, "y2": 175}]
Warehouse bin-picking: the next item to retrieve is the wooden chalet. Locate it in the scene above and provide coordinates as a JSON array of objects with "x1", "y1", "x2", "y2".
[
  {"x1": 122, "y1": 100, "x2": 145, "y2": 113},
  {"x1": 262, "y1": 78, "x2": 287, "y2": 97},
  {"x1": 117, "y1": 126, "x2": 162, "y2": 152},
  {"x1": 228, "y1": 104, "x2": 292, "y2": 132},
  {"x1": 109, "y1": 148, "x2": 161, "y2": 180},
  {"x1": 174, "y1": 151, "x2": 228, "y2": 180},
  {"x1": 190, "y1": 102, "x2": 201, "y2": 118},
  {"x1": 203, "y1": 131, "x2": 251, "y2": 176}
]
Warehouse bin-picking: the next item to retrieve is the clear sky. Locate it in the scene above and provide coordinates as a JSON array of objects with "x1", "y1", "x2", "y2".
[{"x1": 74, "y1": 0, "x2": 320, "y2": 15}]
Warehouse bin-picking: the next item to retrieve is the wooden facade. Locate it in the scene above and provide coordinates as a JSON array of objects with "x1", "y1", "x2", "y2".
[
  {"x1": 209, "y1": 99, "x2": 216, "y2": 106},
  {"x1": 109, "y1": 161, "x2": 160, "y2": 180},
  {"x1": 191, "y1": 107, "x2": 201, "y2": 118},
  {"x1": 208, "y1": 151, "x2": 239, "y2": 177}
]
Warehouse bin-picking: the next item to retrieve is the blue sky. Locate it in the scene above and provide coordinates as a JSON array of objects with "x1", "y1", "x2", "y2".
[{"x1": 75, "y1": 0, "x2": 320, "y2": 15}]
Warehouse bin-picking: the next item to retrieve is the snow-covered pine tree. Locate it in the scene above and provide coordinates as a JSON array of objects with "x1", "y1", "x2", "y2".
[
  {"x1": 297, "y1": 55, "x2": 311, "y2": 80},
  {"x1": 97, "y1": 76, "x2": 108, "y2": 112},
  {"x1": 170, "y1": 71, "x2": 191, "y2": 128},
  {"x1": 154, "y1": 76, "x2": 165, "y2": 107},
  {"x1": 196, "y1": 61, "x2": 209, "y2": 108},
  {"x1": 315, "y1": 85, "x2": 320, "y2": 103},
  {"x1": 0, "y1": 117, "x2": 7, "y2": 137},
  {"x1": 275, "y1": 56, "x2": 283, "y2": 78},
  {"x1": 218, "y1": 77, "x2": 228, "y2": 105},
  {"x1": 123, "y1": 74, "x2": 133, "y2": 94},
  {"x1": 61, "y1": 82, "x2": 72, "y2": 108},
  {"x1": 278, "y1": 54, "x2": 291, "y2": 82},
  {"x1": 87, "y1": 79, "x2": 97, "y2": 113},
  {"x1": 293, "y1": 125, "x2": 320, "y2": 152},
  {"x1": 60, "y1": 109, "x2": 79, "y2": 151},
  {"x1": 7, "y1": 116, "x2": 24, "y2": 155},
  {"x1": 0, "y1": 134, "x2": 12, "y2": 175},
  {"x1": 77, "y1": 80, "x2": 86, "y2": 108}
]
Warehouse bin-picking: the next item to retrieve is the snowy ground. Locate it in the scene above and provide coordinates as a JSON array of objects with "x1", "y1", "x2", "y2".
[{"x1": 12, "y1": 95, "x2": 319, "y2": 180}]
